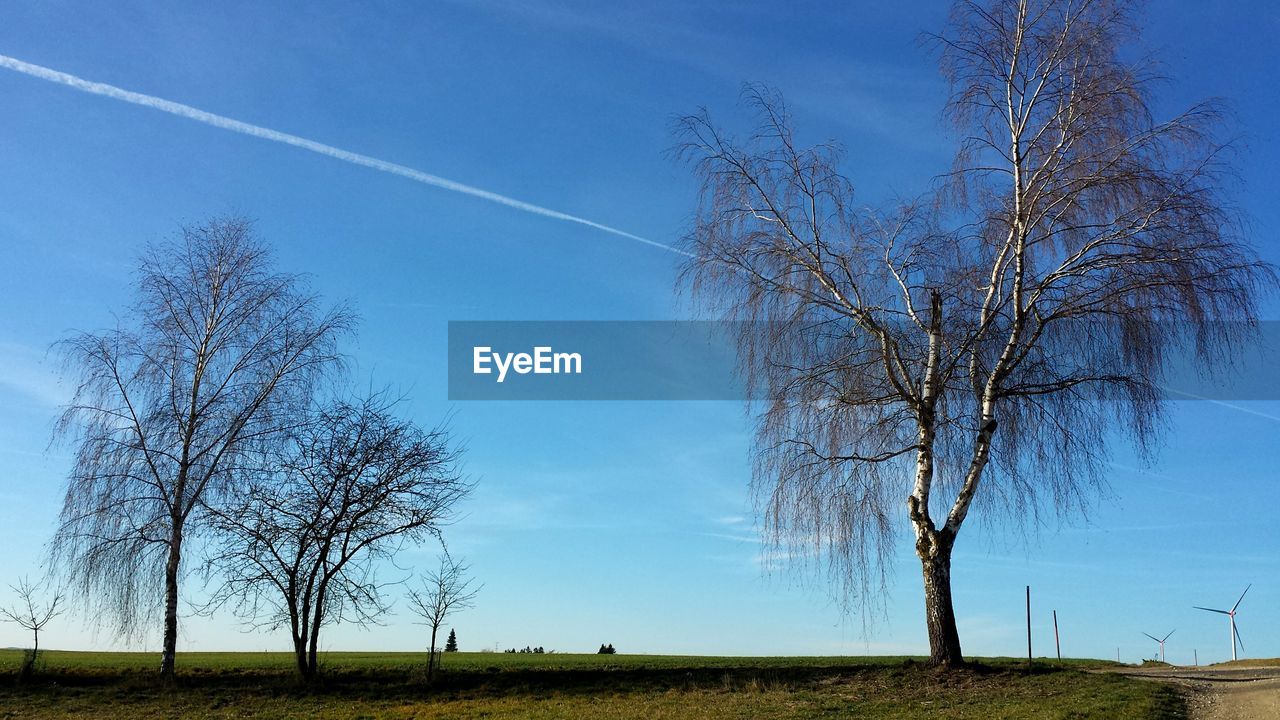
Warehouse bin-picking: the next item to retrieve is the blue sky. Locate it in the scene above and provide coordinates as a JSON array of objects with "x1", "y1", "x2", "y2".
[{"x1": 0, "y1": 1, "x2": 1277, "y2": 663}]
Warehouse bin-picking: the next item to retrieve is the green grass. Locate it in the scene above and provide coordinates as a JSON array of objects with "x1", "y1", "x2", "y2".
[
  {"x1": 1212, "y1": 657, "x2": 1280, "y2": 668},
  {"x1": 0, "y1": 651, "x2": 1186, "y2": 719}
]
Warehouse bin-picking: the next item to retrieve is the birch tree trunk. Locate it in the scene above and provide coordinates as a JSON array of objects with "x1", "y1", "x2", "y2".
[
  {"x1": 919, "y1": 533, "x2": 961, "y2": 666},
  {"x1": 52, "y1": 218, "x2": 350, "y2": 676},
  {"x1": 675, "y1": 0, "x2": 1275, "y2": 673},
  {"x1": 159, "y1": 516, "x2": 183, "y2": 678}
]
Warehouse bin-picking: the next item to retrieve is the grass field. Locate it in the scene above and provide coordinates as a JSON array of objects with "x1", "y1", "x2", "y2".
[
  {"x1": 1213, "y1": 658, "x2": 1280, "y2": 669},
  {"x1": 0, "y1": 650, "x2": 1186, "y2": 719}
]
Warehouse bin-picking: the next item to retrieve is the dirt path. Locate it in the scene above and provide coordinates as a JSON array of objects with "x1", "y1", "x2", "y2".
[{"x1": 1107, "y1": 665, "x2": 1280, "y2": 720}]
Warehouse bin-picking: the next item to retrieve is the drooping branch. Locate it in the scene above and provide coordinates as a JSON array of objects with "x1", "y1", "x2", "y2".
[
  {"x1": 675, "y1": 0, "x2": 1274, "y2": 635},
  {"x1": 50, "y1": 217, "x2": 352, "y2": 664}
]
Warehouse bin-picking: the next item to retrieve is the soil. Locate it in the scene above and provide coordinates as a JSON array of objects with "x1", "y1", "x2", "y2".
[{"x1": 1108, "y1": 664, "x2": 1280, "y2": 720}]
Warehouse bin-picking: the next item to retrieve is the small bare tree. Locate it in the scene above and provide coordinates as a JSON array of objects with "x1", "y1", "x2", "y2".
[
  {"x1": 51, "y1": 217, "x2": 350, "y2": 677},
  {"x1": 406, "y1": 554, "x2": 480, "y2": 681},
  {"x1": 203, "y1": 393, "x2": 469, "y2": 681},
  {"x1": 676, "y1": 0, "x2": 1273, "y2": 666},
  {"x1": 1, "y1": 577, "x2": 64, "y2": 680}
]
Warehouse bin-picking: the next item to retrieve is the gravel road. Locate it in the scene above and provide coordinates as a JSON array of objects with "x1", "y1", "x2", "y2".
[{"x1": 1108, "y1": 664, "x2": 1280, "y2": 720}]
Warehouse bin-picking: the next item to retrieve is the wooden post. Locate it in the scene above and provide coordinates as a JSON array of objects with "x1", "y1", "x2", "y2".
[
  {"x1": 1026, "y1": 586, "x2": 1032, "y2": 671},
  {"x1": 1053, "y1": 610, "x2": 1061, "y2": 661},
  {"x1": 1194, "y1": 649, "x2": 1198, "y2": 667}
]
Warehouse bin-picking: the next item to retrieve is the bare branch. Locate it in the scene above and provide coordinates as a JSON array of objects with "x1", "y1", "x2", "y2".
[
  {"x1": 405, "y1": 554, "x2": 481, "y2": 680},
  {"x1": 49, "y1": 216, "x2": 352, "y2": 675},
  {"x1": 676, "y1": 0, "x2": 1275, "y2": 667},
  {"x1": 201, "y1": 390, "x2": 470, "y2": 680}
]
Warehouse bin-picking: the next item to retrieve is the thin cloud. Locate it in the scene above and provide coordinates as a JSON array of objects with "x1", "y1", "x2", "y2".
[
  {"x1": 0, "y1": 53, "x2": 691, "y2": 258},
  {"x1": 1104, "y1": 461, "x2": 1212, "y2": 500},
  {"x1": 696, "y1": 531, "x2": 757, "y2": 543},
  {"x1": 1162, "y1": 387, "x2": 1280, "y2": 423},
  {"x1": 0, "y1": 342, "x2": 67, "y2": 408}
]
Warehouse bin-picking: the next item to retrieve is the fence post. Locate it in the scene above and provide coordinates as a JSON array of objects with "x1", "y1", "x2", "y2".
[
  {"x1": 1026, "y1": 585, "x2": 1032, "y2": 671},
  {"x1": 1053, "y1": 610, "x2": 1061, "y2": 662}
]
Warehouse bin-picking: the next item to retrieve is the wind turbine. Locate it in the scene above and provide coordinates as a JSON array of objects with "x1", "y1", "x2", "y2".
[
  {"x1": 1142, "y1": 630, "x2": 1175, "y2": 663},
  {"x1": 1194, "y1": 584, "x2": 1250, "y2": 662}
]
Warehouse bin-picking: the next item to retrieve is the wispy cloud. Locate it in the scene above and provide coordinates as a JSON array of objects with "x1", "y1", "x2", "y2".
[
  {"x1": 1162, "y1": 387, "x2": 1280, "y2": 423},
  {"x1": 696, "y1": 531, "x2": 757, "y2": 544},
  {"x1": 0, "y1": 53, "x2": 690, "y2": 258},
  {"x1": 443, "y1": 0, "x2": 947, "y2": 156},
  {"x1": 1104, "y1": 461, "x2": 1213, "y2": 500},
  {"x1": 1062, "y1": 520, "x2": 1233, "y2": 534},
  {"x1": 955, "y1": 613, "x2": 1020, "y2": 651},
  {"x1": 370, "y1": 300, "x2": 484, "y2": 312},
  {"x1": 0, "y1": 342, "x2": 67, "y2": 408}
]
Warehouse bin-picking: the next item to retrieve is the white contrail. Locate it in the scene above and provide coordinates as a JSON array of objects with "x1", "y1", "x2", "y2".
[
  {"x1": 1161, "y1": 387, "x2": 1280, "y2": 423},
  {"x1": 0, "y1": 53, "x2": 692, "y2": 258}
]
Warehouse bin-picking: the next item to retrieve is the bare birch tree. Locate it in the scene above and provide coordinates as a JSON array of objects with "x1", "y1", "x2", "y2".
[
  {"x1": 203, "y1": 393, "x2": 469, "y2": 681},
  {"x1": 51, "y1": 217, "x2": 350, "y2": 677},
  {"x1": 0, "y1": 577, "x2": 64, "y2": 680},
  {"x1": 406, "y1": 554, "x2": 480, "y2": 681},
  {"x1": 676, "y1": 0, "x2": 1273, "y2": 666}
]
